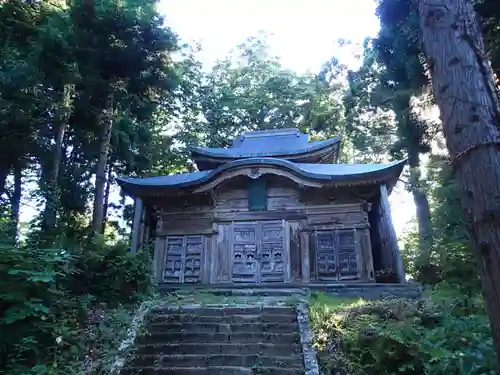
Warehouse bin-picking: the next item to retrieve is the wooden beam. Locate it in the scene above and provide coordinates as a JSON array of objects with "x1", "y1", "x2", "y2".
[
  {"x1": 377, "y1": 184, "x2": 405, "y2": 282},
  {"x1": 130, "y1": 197, "x2": 143, "y2": 252}
]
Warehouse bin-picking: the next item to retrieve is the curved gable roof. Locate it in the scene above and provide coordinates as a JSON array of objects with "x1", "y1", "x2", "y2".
[
  {"x1": 190, "y1": 128, "x2": 341, "y2": 170},
  {"x1": 190, "y1": 137, "x2": 341, "y2": 159},
  {"x1": 117, "y1": 158, "x2": 407, "y2": 198}
]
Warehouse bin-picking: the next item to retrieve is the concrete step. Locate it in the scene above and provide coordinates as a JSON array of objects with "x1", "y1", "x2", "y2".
[
  {"x1": 147, "y1": 322, "x2": 299, "y2": 334},
  {"x1": 132, "y1": 354, "x2": 302, "y2": 368},
  {"x1": 148, "y1": 313, "x2": 297, "y2": 324},
  {"x1": 138, "y1": 332, "x2": 299, "y2": 345},
  {"x1": 121, "y1": 366, "x2": 304, "y2": 375},
  {"x1": 136, "y1": 343, "x2": 303, "y2": 356}
]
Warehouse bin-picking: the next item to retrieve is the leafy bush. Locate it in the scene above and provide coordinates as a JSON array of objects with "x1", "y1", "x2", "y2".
[
  {"x1": 310, "y1": 287, "x2": 496, "y2": 375},
  {"x1": 0, "y1": 235, "x2": 153, "y2": 375},
  {"x1": 67, "y1": 236, "x2": 153, "y2": 305}
]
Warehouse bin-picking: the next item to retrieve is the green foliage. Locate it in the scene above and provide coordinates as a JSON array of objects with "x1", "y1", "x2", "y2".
[
  {"x1": 68, "y1": 237, "x2": 153, "y2": 304},
  {"x1": 401, "y1": 155, "x2": 480, "y2": 292},
  {"x1": 311, "y1": 288, "x2": 495, "y2": 375},
  {"x1": 176, "y1": 34, "x2": 346, "y2": 158},
  {"x1": 0, "y1": 235, "x2": 152, "y2": 375}
]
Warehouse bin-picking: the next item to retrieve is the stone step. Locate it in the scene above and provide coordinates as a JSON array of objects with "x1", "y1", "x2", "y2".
[
  {"x1": 148, "y1": 313, "x2": 297, "y2": 324},
  {"x1": 121, "y1": 366, "x2": 304, "y2": 375},
  {"x1": 148, "y1": 306, "x2": 296, "y2": 316},
  {"x1": 132, "y1": 354, "x2": 303, "y2": 368},
  {"x1": 147, "y1": 322, "x2": 299, "y2": 334},
  {"x1": 157, "y1": 285, "x2": 309, "y2": 297},
  {"x1": 136, "y1": 343, "x2": 302, "y2": 356},
  {"x1": 138, "y1": 332, "x2": 299, "y2": 345}
]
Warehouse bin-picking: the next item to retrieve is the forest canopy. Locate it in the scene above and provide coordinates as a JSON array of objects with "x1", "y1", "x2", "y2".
[{"x1": 0, "y1": 0, "x2": 499, "y2": 374}]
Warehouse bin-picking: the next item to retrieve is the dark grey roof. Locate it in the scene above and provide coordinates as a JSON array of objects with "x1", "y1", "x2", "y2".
[
  {"x1": 190, "y1": 128, "x2": 340, "y2": 159},
  {"x1": 117, "y1": 158, "x2": 407, "y2": 196}
]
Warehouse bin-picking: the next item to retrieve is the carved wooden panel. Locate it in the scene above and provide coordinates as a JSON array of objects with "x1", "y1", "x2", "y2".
[
  {"x1": 184, "y1": 236, "x2": 203, "y2": 283},
  {"x1": 313, "y1": 229, "x2": 360, "y2": 281},
  {"x1": 337, "y1": 230, "x2": 359, "y2": 280},
  {"x1": 232, "y1": 223, "x2": 259, "y2": 283},
  {"x1": 163, "y1": 237, "x2": 184, "y2": 283},
  {"x1": 259, "y1": 221, "x2": 285, "y2": 283},
  {"x1": 229, "y1": 220, "x2": 285, "y2": 283},
  {"x1": 163, "y1": 235, "x2": 203, "y2": 283},
  {"x1": 315, "y1": 232, "x2": 338, "y2": 281}
]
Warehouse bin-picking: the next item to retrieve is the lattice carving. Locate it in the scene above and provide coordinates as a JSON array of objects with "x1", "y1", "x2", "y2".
[
  {"x1": 314, "y1": 229, "x2": 359, "y2": 281},
  {"x1": 337, "y1": 230, "x2": 358, "y2": 280},
  {"x1": 163, "y1": 235, "x2": 203, "y2": 283},
  {"x1": 231, "y1": 221, "x2": 285, "y2": 283}
]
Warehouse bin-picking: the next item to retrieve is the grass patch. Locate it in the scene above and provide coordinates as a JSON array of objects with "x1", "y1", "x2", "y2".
[{"x1": 309, "y1": 288, "x2": 496, "y2": 375}]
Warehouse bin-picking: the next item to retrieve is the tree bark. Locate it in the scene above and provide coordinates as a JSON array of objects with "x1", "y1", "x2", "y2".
[
  {"x1": 9, "y1": 164, "x2": 22, "y2": 243},
  {"x1": 419, "y1": 0, "x2": 500, "y2": 363},
  {"x1": 0, "y1": 166, "x2": 9, "y2": 200},
  {"x1": 91, "y1": 93, "x2": 115, "y2": 233},
  {"x1": 42, "y1": 84, "x2": 73, "y2": 233},
  {"x1": 101, "y1": 163, "x2": 112, "y2": 234}
]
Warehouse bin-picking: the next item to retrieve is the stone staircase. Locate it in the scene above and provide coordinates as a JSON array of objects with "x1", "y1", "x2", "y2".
[{"x1": 121, "y1": 306, "x2": 305, "y2": 375}]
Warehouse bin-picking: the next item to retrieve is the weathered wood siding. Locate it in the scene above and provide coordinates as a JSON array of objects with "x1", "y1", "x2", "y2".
[
  {"x1": 214, "y1": 176, "x2": 302, "y2": 212},
  {"x1": 152, "y1": 175, "x2": 377, "y2": 284}
]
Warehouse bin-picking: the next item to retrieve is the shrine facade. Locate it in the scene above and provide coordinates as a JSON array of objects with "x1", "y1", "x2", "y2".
[{"x1": 117, "y1": 128, "x2": 406, "y2": 285}]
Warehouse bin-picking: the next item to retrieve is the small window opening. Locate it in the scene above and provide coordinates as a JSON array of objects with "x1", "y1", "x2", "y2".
[{"x1": 248, "y1": 177, "x2": 267, "y2": 211}]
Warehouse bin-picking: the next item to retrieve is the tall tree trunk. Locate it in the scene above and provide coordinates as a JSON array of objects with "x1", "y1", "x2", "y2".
[
  {"x1": 42, "y1": 84, "x2": 73, "y2": 234},
  {"x1": 408, "y1": 149, "x2": 432, "y2": 253},
  {"x1": 91, "y1": 93, "x2": 115, "y2": 233},
  {"x1": 419, "y1": 0, "x2": 500, "y2": 363},
  {"x1": 101, "y1": 163, "x2": 112, "y2": 234},
  {"x1": 0, "y1": 165, "x2": 10, "y2": 201},
  {"x1": 9, "y1": 164, "x2": 22, "y2": 243}
]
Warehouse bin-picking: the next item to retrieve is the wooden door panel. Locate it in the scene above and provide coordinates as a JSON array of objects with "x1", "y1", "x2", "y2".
[
  {"x1": 163, "y1": 235, "x2": 203, "y2": 283},
  {"x1": 163, "y1": 236, "x2": 184, "y2": 283},
  {"x1": 232, "y1": 224, "x2": 259, "y2": 283},
  {"x1": 184, "y1": 236, "x2": 203, "y2": 283},
  {"x1": 337, "y1": 230, "x2": 359, "y2": 280},
  {"x1": 313, "y1": 229, "x2": 360, "y2": 281},
  {"x1": 259, "y1": 221, "x2": 285, "y2": 283},
  {"x1": 315, "y1": 232, "x2": 338, "y2": 281}
]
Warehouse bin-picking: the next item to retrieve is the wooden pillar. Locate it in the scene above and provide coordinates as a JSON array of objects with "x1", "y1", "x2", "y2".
[
  {"x1": 357, "y1": 228, "x2": 375, "y2": 281},
  {"x1": 377, "y1": 184, "x2": 405, "y2": 282},
  {"x1": 130, "y1": 197, "x2": 143, "y2": 252}
]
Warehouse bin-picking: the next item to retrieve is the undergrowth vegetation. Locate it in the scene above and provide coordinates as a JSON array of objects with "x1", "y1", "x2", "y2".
[
  {"x1": 310, "y1": 289, "x2": 496, "y2": 375},
  {"x1": 0, "y1": 235, "x2": 153, "y2": 375}
]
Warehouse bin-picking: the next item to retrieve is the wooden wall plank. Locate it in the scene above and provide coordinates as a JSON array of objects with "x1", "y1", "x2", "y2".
[
  {"x1": 152, "y1": 236, "x2": 166, "y2": 283},
  {"x1": 357, "y1": 228, "x2": 375, "y2": 281},
  {"x1": 215, "y1": 223, "x2": 232, "y2": 283},
  {"x1": 201, "y1": 235, "x2": 212, "y2": 283},
  {"x1": 300, "y1": 220, "x2": 311, "y2": 283},
  {"x1": 130, "y1": 198, "x2": 143, "y2": 252},
  {"x1": 288, "y1": 221, "x2": 302, "y2": 281}
]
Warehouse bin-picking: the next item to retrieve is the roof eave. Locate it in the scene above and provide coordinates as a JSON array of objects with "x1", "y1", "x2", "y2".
[{"x1": 117, "y1": 158, "x2": 407, "y2": 199}]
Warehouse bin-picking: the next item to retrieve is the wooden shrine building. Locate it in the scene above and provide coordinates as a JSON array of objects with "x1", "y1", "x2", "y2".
[{"x1": 117, "y1": 128, "x2": 407, "y2": 286}]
